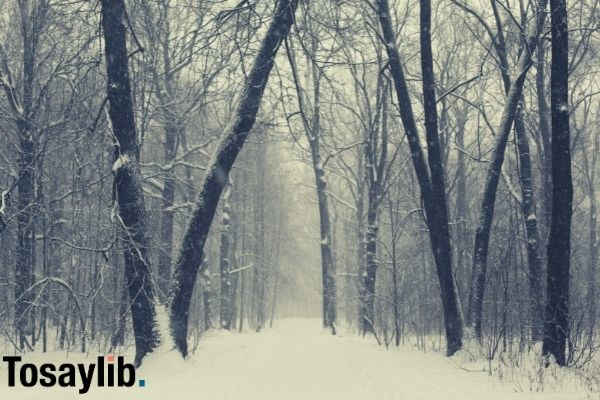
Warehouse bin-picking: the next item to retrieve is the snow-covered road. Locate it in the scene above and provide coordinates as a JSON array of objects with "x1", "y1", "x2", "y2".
[{"x1": 1, "y1": 318, "x2": 586, "y2": 399}]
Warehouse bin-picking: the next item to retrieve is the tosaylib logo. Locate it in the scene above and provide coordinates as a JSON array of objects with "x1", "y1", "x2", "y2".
[{"x1": 2, "y1": 354, "x2": 146, "y2": 394}]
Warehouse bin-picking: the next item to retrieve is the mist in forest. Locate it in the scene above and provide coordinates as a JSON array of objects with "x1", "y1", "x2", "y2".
[{"x1": 0, "y1": 0, "x2": 598, "y2": 397}]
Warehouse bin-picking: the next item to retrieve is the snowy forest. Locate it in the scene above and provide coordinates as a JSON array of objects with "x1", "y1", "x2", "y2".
[{"x1": 0, "y1": 0, "x2": 598, "y2": 397}]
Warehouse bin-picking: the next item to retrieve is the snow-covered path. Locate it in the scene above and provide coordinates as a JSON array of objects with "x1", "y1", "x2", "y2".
[
  {"x1": 0, "y1": 318, "x2": 585, "y2": 399},
  {"x1": 142, "y1": 319, "x2": 581, "y2": 400}
]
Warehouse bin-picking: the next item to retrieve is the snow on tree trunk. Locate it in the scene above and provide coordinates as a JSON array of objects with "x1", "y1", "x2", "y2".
[
  {"x1": 362, "y1": 202, "x2": 378, "y2": 334},
  {"x1": 376, "y1": 0, "x2": 463, "y2": 356},
  {"x1": 515, "y1": 113, "x2": 544, "y2": 342},
  {"x1": 220, "y1": 179, "x2": 233, "y2": 329},
  {"x1": 168, "y1": 0, "x2": 299, "y2": 358},
  {"x1": 469, "y1": 0, "x2": 547, "y2": 341},
  {"x1": 101, "y1": 0, "x2": 160, "y2": 367}
]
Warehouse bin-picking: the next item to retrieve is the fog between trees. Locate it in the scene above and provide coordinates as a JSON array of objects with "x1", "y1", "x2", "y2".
[{"x1": 0, "y1": 0, "x2": 595, "y2": 371}]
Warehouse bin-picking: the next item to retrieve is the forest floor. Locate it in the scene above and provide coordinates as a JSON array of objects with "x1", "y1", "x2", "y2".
[{"x1": 0, "y1": 318, "x2": 595, "y2": 399}]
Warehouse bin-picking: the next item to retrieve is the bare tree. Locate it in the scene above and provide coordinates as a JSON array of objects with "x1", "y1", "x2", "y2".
[
  {"x1": 101, "y1": 0, "x2": 160, "y2": 366},
  {"x1": 375, "y1": 0, "x2": 464, "y2": 356},
  {"x1": 459, "y1": 0, "x2": 547, "y2": 341},
  {"x1": 169, "y1": 0, "x2": 299, "y2": 357},
  {"x1": 543, "y1": 0, "x2": 572, "y2": 366}
]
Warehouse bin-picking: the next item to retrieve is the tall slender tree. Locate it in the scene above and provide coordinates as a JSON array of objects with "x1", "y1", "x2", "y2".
[
  {"x1": 376, "y1": 0, "x2": 463, "y2": 356},
  {"x1": 543, "y1": 0, "x2": 572, "y2": 367}
]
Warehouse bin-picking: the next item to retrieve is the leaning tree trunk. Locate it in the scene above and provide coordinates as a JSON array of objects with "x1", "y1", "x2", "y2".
[
  {"x1": 419, "y1": 0, "x2": 464, "y2": 353},
  {"x1": 377, "y1": 0, "x2": 463, "y2": 356},
  {"x1": 169, "y1": 0, "x2": 299, "y2": 357},
  {"x1": 469, "y1": 0, "x2": 547, "y2": 341},
  {"x1": 101, "y1": 0, "x2": 160, "y2": 367},
  {"x1": 543, "y1": 0, "x2": 572, "y2": 367}
]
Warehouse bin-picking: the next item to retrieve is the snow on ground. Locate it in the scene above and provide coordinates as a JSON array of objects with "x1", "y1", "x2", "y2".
[{"x1": 0, "y1": 318, "x2": 593, "y2": 399}]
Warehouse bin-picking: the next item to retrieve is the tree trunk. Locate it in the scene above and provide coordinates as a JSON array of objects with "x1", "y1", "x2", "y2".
[
  {"x1": 469, "y1": 0, "x2": 547, "y2": 340},
  {"x1": 168, "y1": 0, "x2": 298, "y2": 357},
  {"x1": 101, "y1": 0, "x2": 160, "y2": 367},
  {"x1": 158, "y1": 126, "x2": 177, "y2": 303},
  {"x1": 588, "y1": 187, "x2": 597, "y2": 334},
  {"x1": 254, "y1": 139, "x2": 266, "y2": 331},
  {"x1": 515, "y1": 114, "x2": 544, "y2": 342},
  {"x1": 357, "y1": 192, "x2": 366, "y2": 330},
  {"x1": 376, "y1": 0, "x2": 463, "y2": 355},
  {"x1": 455, "y1": 114, "x2": 469, "y2": 322},
  {"x1": 202, "y1": 268, "x2": 213, "y2": 330},
  {"x1": 15, "y1": 133, "x2": 34, "y2": 351},
  {"x1": 219, "y1": 180, "x2": 233, "y2": 329},
  {"x1": 536, "y1": 41, "x2": 553, "y2": 237},
  {"x1": 543, "y1": 0, "x2": 572, "y2": 366},
  {"x1": 362, "y1": 200, "x2": 378, "y2": 334}
]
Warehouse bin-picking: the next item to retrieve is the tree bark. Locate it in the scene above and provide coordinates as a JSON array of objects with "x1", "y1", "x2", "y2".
[
  {"x1": 219, "y1": 180, "x2": 233, "y2": 329},
  {"x1": 469, "y1": 0, "x2": 547, "y2": 341},
  {"x1": 313, "y1": 155, "x2": 337, "y2": 332},
  {"x1": 376, "y1": 0, "x2": 463, "y2": 356},
  {"x1": 543, "y1": 0, "x2": 572, "y2": 366},
  {"x1": 101, "y1": 0, "x2": 160, "y2": 367},
  {"x1": 158, "y1": 122, "x2": 177, "y2": 303},
  {"x1": 515, "y1": 115, "x2": 544, "y2": 342},
  {"x1": 582, "y1": 128, "x2": 598, "y2": 335},
  {"x1": 253, "y1": 140, "x2": 266, "y2": 332},
  {"x1": 168, "y1": 0, "x2": 299, "y2": 357},
  {"x1": 536, "y1": 41, "x2": 553, "y2": 235},
  {"x1": 363, "y1": 199, "x2": 378, "y2": 334}
]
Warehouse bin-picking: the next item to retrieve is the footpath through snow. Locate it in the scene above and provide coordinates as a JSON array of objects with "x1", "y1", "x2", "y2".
[{"x1": 0, "y1": 318, "x2": 590, "y2": 399}]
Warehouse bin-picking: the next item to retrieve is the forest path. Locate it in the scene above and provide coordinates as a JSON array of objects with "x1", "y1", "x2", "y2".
[
  {"x1": 0, "y1": 318, "x2": 579, "y2": 399},
  {"x1": 141, "y1": 318, "x2": 563, "y2": 400}
]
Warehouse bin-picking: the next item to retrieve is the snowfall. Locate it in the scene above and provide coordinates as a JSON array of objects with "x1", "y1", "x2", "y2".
[{"x1": 0, "y1": 317, "x2": 596, "y2": 399}]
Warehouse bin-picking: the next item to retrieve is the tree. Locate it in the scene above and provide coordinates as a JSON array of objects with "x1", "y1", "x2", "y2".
[
  {"x1": 169, "y1": 0, "x2": 299, "y2": 358},
  {"x1": 284, "y1": 2, "x2": 337, "y2": 332},
  {"x1": 454, "y1": 0, "x2": 548, "y2": 341},
  {"x1": 542, "y1": 0, "x2": 572, "y2": 367},
  {"x1": 375, "y1": 0, "x2": 463, "y2": 356},
  {"x1": 101, "y1": 0, "x2": 160, "y2": 367},
  {"x1": 219, "y1": 179, "x2": 233, "y2": 329}
]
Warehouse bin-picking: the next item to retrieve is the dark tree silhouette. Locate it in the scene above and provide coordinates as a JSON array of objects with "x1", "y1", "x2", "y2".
[
  {"x1": 169, "y1": 0, "x2": 299, "y2": 357},
  {"x1": 376, "y1": 0, "x2": 464, "y2": 356},
  {"x1": 101, "y1": 0, "x2": 160, "y2": 367},
  {"x1": 543, "y1": 0, "x2": 572, "y2": 367}
]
